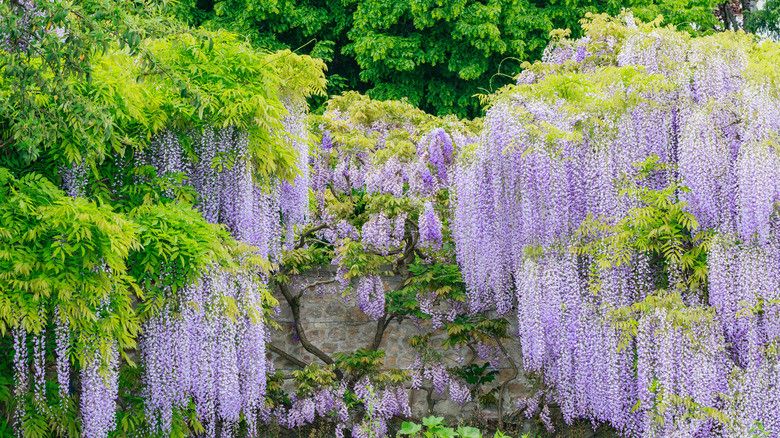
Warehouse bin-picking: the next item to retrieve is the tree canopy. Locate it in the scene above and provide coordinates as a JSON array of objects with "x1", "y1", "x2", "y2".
[{"x1": 183, "y1": 0, "x2": 722, "y2": 117}]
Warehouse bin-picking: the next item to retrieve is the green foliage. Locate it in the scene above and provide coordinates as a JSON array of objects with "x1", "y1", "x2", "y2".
[
  {"x1": 182, "y1": 0, "x2": 720, "y2": 117},
  {"x1": 0, "y1": 168, "x2": 141, "y2": 363},
  {"x1": 400, "y1": 416, "x2": 458, "y2": 438},
  {"x1": 443, "y1": 315, "x2": 509, "y2": 351},
  {"x1": 341, "y1": 0, "x2": 550, "y2": 117},
  {"x1": 575, "y1": 155, "x2": 711, "y2": 295},
  {"x1": 334, "y1": 349, "x2": 385, "y2": 376},
  {"x1": 292, "y1": 363, "x2": 339, "y2": 396},
  {"x1": 0, "y1": 0, "x2": 167, "y2": 167},
  {"x1": 455, "y1": 363, "x2": 498, "y2": 387},
  {"x1": 398, "y1": 416, "x2": 517, "y2": 438},
  {"x1": 0, "y1": 0, "x2": 326, "y2": 182},
  {"x1": 0, "y1": 1, "x2": 326, "y2": 434},
  {"x1": 745, "y1": 0, "x2": 780, "y2": 41}
]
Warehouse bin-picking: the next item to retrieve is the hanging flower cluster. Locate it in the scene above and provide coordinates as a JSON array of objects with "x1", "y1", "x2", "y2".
[
  {"x1": 142, "y1": 271, "x2": 270, "y2": 436},
  {"x1": 351, "y1": 378, "x2": 412, "y2": 438},
  {"x1": 275, "y1": 385, "x2": 349, "y2": 430},
  {"x1": 81, "y1": 345, "x2": 120, "y2": 438},
  {"x1": 134, "y1": 120, "x2": 313, "y2": 435},
  {"x1": 142, "y1": 127, "x2": 285, "y2": 259},
  {"x1": 309, "y1": 92, "x2": 477, "y2": 321},
  {"x1": 361, "y1": 213, "x2": 402, "y2": 255},
  {"x1": 419, "y1": 128, "x2": 455, "y2": 182},
  {"x1": 418, "y1": 202, "x2": 443, "y2": 251},
  {"x1": 409, "y1": 357, "x2": 472, "y2": 407},
  {"x1": 356, "y1": 275, "x2": 387, "y2": 320},
  {"x1": 55, "y1": 306, "x2": 70, "y2": 404},
  {"x1": 279, "y1": 100, "x2": 312, "y2": 245},
  {"x1": 453, "y1": 14, "x2": 780, "y2": 436}
]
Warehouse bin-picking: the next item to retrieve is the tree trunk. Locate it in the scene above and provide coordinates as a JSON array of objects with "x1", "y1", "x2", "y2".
[
  {"x1": 742, "y1": 0, "x2": 758, "y2": 29},
  {"x1": 722, "y1": 2, "x2": 741, "y2": 31}
]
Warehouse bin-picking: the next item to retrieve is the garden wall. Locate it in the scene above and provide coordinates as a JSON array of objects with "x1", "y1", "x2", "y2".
[{"x1": 268, "y1": 265, "x2": 534, "y2": 422}]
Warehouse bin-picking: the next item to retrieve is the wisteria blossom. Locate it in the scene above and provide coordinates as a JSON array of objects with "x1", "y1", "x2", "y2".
[{"x1": 453, "y1": 17, "x2": 780, "y2": 437}]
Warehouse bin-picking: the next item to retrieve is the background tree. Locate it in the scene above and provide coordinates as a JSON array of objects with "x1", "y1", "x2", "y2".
[
  {"x1": 745, "y1": 0, "x2": 780, "y2": 39},
  {"x1": 183, "y1": 0, "x2": 721, "y2": 117}
]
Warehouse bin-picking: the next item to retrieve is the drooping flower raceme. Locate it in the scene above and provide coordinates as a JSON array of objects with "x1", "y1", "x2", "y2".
[
  {"x1": 55, "y1": 306, "x2": 70, "y2": 403},
  {"x1": 141, "y1": 270, "x2": 270, "y2": 436},
  {"x1": 418, "y1": 202, "x2": 443, "y2": 251},
  {"x1": 279, "y1": 100, "x2": 311, "y2": 246},
  {"x1": 80, "y1": 346, "x2": 119, "y2": 438},
  {"x1": 356, "y1": 275, "x2": 386, "y2": 320},
  {"x1": 362, "y1": 213, "x2": 400, "y2": 255},
  {"x1": 453, "y1": 18, "x2": 780, "y2": 436}
]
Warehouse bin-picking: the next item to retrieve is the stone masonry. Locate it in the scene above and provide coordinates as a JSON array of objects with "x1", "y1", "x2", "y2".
[{"x1": 268, "y1": 265, "x2": 535, "y2": 421}]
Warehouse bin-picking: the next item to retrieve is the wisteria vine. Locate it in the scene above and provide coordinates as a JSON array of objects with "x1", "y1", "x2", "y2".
[{"x1": 453, "y1": 13, "x2": 780, "y2": 437}]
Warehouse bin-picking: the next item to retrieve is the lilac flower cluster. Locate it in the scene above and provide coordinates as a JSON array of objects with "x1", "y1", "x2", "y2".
[
  {"x1": 279, "y1": 100, "x2": 311, "y2": 245},
  {"x1": 277, "y1": 386, "x2": 349, "y2": 432},
  {"x1": 361, "y1": 213, "x2": 401, "y2": 255},
  {"x1": 351, "y1": 378, "x2": 412, "y2": 438},
  {"x1": 32, "y1": 332, "x2": 45, "y2": 410},
  {"x1": 55, "y1": 306, "x2": 70, "y2": 403},
  {"x1": 60, "y1": 160, "x2": 88, "y2": 198},
  {"x1": 142, "y1": 126, "x2": 291, "y2": 260},
  {"x1": 13, "y1": 326, "x2": 27, "y2": 430},
  {"x1": 418, "y1": 202, "x2": 443, "y2": 251},
  {"x1": 356, "y1": 275, "x2": 386, "y2": 320},
  {"x1": 365, "y1": 158, "x2": 406, "y2": 197},
  {"x1": 419, "y1": 128, "x2": 454, "y2": 182},
  {"x1": 409, "y1": 358, "x2": 472, "y2": 406},
  {"x1": 2, "y1": 0, "x2": 44, "y2": 53},
  {"x1": 141, "y1": 270, "x2": 270, "y2": 436},
  {"x1": 80, "y1": 345, "x2": 119, "y2": 438},
  {"x1": 475, "y1": 341, "x2": 501, "y2": 370},
  {"x1": 453, "y1": 21, "x2": 780, "y2": 437},
  {"x1": 449, "y1": 378, "x2": 472, "y2": 406}
]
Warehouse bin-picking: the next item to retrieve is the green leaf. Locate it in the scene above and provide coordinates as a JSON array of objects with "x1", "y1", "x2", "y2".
[
  {"x1": 422, "y1": 416, "x2": 444, "y2": 427},
  {"x1": 457, "y1": 426, "x2": 482, "y2": 438},
  {"x1": 398, "y1": 422, "x2": 423, "y2": 435}
]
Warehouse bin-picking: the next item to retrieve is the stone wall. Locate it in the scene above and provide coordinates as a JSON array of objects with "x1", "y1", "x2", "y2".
[{"x1": 268, "y1": 265, "x2": 535, "y2": 422}]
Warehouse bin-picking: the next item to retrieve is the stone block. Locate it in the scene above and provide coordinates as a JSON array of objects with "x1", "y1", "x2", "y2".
[{"x1": 328, "y1": 326, "x2": 346, "y2": 342}]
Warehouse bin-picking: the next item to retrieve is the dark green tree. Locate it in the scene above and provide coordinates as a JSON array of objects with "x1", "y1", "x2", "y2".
[
  {"x1": 192, "y1": 0, "x2": 721, "y2": 117},
  {"x1": 745, "y1": 0, "x2": 780, "y2": 40}
]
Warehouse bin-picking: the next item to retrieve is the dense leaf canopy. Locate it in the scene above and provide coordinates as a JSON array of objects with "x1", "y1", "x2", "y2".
[{"x1": 185, "y1": 0, "x2": 721, "y2": 117}]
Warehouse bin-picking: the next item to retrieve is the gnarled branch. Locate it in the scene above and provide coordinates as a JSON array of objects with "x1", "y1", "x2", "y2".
[
  {"x1": 278, "y1": 282, "x2": 336, "y2": 367},
  {"x1": 268, "y1": 343, "x2": 307, "y2": 369},
  {"x1": 495, "y1": 336, "x2": 519, "y2": 430}
]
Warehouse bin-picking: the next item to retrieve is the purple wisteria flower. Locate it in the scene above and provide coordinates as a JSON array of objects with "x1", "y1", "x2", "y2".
[{"x1": 418, "y1": 202, "x2": 443, "y2": 251}]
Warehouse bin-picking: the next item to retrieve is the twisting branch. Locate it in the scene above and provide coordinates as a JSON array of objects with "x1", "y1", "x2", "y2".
[
  {"x1": 466, "y1": 344, "x2": 479, "y2": 366},
  {"x1": 305, "y1": 238, "x2": 332, "y2": 247},
  {"x1": 394, "y1": 232, "x2": 418, "y2": 276},
  {"x1": 329, "y1": 185, "x2": 341, "y2": 201},
  {"x1": 425, "y1": 386, "x2": 435, "y2": 416},
  {"x1": 369, "y1": 273, "x2": 411, "y2": 351},
  {"x1": 295, "y1": 278, "x2": 338, "y2": 300},
  {"x1": 278, "y1": 282, "x2": 336, "y2": 368},
  {"x1": 344, "y1": 174, "x2": 354, "y2": 203},
  {"x1": 370, "y1": 248, "x2": 404, "y2": 257},
  {"x1": 268, "y1": 343, "x2": 307, "y2": 369},
  {"x1": 370, "y1": 314, "x2": 396, "y2": 351},
  {"x1": 494, "y1": 336, "x2": 519, "y2": 430},
  {"x1": 295, "y1": 223, "x2": 328, "y2": 249}
]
